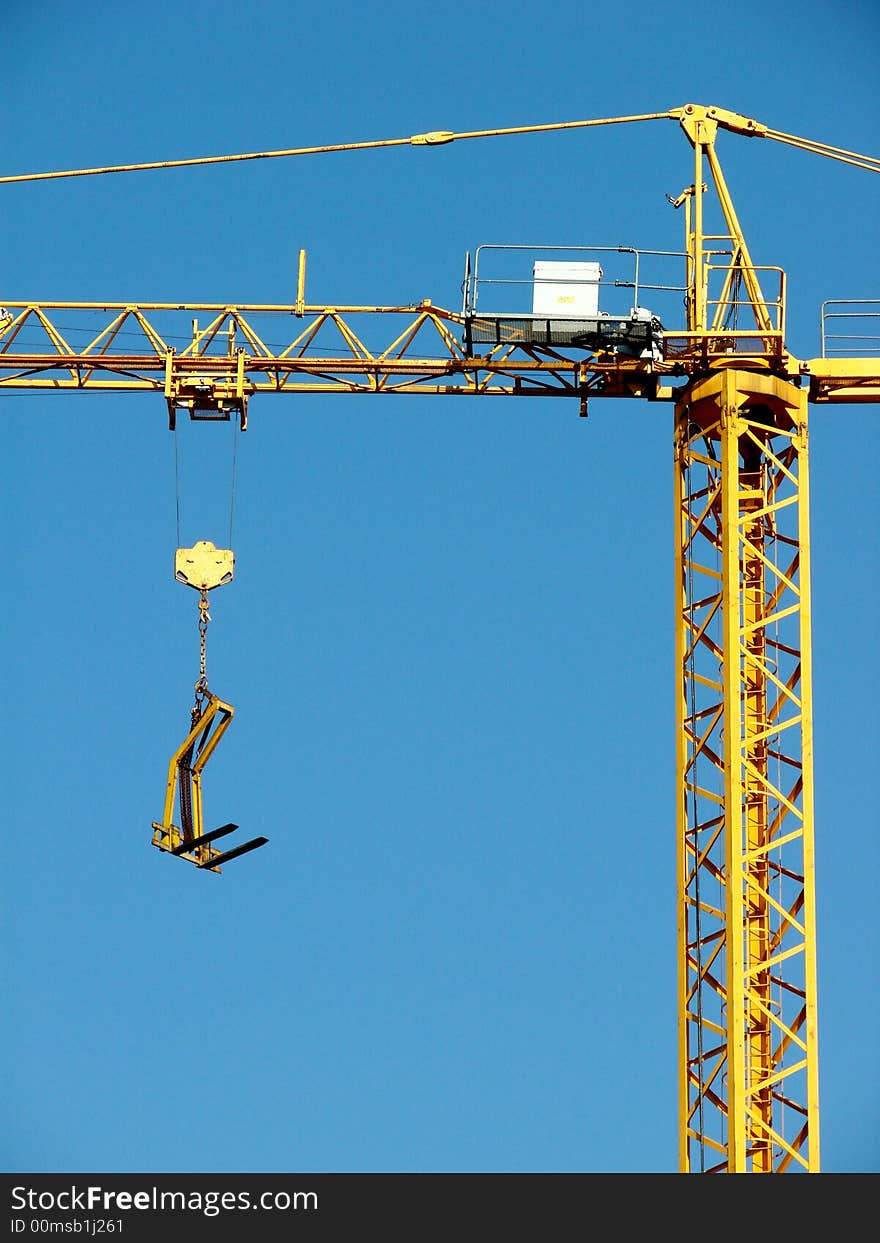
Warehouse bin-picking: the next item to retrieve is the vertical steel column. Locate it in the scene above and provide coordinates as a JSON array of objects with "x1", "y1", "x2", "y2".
[{"x1": 675, "y1": 369, "x2": 820, "y2": 1172}]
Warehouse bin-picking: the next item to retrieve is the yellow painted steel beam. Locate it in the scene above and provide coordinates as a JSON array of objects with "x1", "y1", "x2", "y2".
[
  {"x1": 0, "y1": 300, "x2": 676, "y2": 407},
  {"x1": 0, "y1": 106, "x2": 874, "y2": 416},
  {"x1": 676, "y1": 109, "x2": 780, "y2": 342},
  {"x1": 2, "y1": 104, "x2": 876, "y2": 188},
  {"x1": 804, "y1": 358, "x2": 880, "y2": 403},
  {"x1": 674, "y1": 369, "x2": 819, "y2": 1172},
  {"x1": 3, "y1": 303, "x2": 874, "y2": 406},
  {"x1": 0, "y1": 111, "x2": 680, "y2": 185}
]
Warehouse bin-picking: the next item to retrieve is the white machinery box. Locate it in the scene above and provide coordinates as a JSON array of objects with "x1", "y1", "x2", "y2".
[{"x1": 532, "y1": 260, "x2": 603, "y2": 316}]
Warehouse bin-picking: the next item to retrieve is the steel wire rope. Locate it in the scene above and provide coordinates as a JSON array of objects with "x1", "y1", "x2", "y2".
[
  {"x1": 171, "y1": 419, "x2": 238, "y2": 550},
  {"x1": 4, "y1": 323, "x2": 365, "y2": 353},
  {"x1": 685, "y1": 427, "x2": 707, "y2": 1171},
  {"x1": 773, "y1": 490, "x2": 784, "y2": 1165},
  {"x1": 702, "y1": 427, "x2": 726, "y2": 1164},
  {"x1": 767, "y1": 448, "x2": 788, "y2": 1166},
  {"x1": 228, "y1": 417, "x2": 239, "y2": 549},
  {"x1": 714, "y1": 446, "x2": 727, "y2": 1165},
  {"x1": 171, "y1": 414, "x2": 237, "y2": 725},
  {"x1": 173, "y1": 421, "x2": 181, "y2": 547},
  {"x1": 4, "y1": 321, "x2": 435, "y2": 359}
]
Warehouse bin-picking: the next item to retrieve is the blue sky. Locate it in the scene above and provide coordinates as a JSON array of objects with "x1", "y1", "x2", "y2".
[{"x1": 2, "y1": 0, "x2": 878, "y2": 1174}]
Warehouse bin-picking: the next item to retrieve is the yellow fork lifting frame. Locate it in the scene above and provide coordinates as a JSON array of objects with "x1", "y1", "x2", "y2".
[
  {"x1": 151, "y1": 539, "x2": 268, "y2": 873},
  {"x1": 151, "y1": 690, "x2": 269, "y2": 873},
  {"x1": 153, "y1": 693, "x2": 233, "y2": 872}
]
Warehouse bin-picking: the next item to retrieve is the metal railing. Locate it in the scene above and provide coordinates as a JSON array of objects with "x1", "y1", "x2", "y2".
[
  {"x1": 820, "y1": 300, "x2": 880, "y2": 357},
  {"x1": 461, "y1": 244, "x2": 687, "y2": 320}
]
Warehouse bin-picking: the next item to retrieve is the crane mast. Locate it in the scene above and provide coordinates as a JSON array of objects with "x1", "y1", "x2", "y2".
[
  {"x1": 675, "y1": 371, "x2": 818, "y2": 1171},
  {"x1": 2, "y1": 105, "x2": 877, "y2": 1173},
  {"x1": 671, "y1": 109, "x2": 822, "y2": 1172}
]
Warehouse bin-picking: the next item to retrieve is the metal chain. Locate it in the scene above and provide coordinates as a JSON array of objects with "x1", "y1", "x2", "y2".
[{"x1": 194, "y1": 590, "x2": 211, "y2": 711}]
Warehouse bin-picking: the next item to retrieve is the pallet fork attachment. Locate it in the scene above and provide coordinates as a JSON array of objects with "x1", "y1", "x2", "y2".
[{"x1": 151, "y1": 693, "x2": 268, "y2": 874}]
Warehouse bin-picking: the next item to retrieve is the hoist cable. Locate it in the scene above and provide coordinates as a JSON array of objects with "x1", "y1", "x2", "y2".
[
  {"x1": 228, "y1": 420, "x2": 239, "y2": 549},
  {"x1": 772, "y1": 463, "x2": 785, "y2": 1162},
  {"x1": 685, "y1": 428, "x2": 707, "y2": 1172},
  {"x1": 173, "y1": 423, "x2": 181, "y2": 548},
  {"x1": 171, "y1": 420, "x2": 237, "y2": 551}
]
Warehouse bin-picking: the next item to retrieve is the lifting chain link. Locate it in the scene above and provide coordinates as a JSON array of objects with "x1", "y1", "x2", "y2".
[{"x1": 193, "y1": 589, "x2": 211, "y2": 719}]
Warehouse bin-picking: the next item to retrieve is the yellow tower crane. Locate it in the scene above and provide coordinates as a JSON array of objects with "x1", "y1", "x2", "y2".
[{"x1": 2, "y1": 104, "x2": 877, "y2": 1173}]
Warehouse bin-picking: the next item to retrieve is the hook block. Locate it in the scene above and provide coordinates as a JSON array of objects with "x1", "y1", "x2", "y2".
[{"x1": 175, "y1": 540, "x2": 235, "y2": 591}]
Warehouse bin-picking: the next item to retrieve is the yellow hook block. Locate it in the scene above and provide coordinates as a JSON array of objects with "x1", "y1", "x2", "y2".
[{"x1": 174, "y1": 540, "x2": 234, "y2": 591}]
